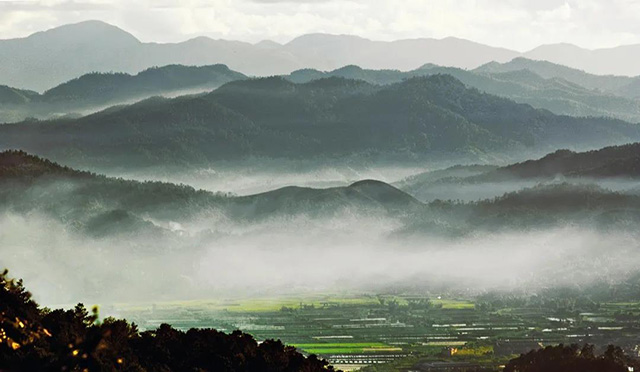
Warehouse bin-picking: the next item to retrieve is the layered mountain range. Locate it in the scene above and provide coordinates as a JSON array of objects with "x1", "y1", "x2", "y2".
[{"x1": 2, "y1": 75, "x2": 638, "y2": 169}]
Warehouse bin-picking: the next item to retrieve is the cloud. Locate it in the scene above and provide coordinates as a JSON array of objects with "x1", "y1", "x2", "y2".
[{"x1": 0, "y1": 0, "x2": 638, "y2": 50}]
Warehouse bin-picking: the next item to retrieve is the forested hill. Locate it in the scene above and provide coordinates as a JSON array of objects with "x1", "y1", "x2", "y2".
[
  {"x1": 397, "y1": 143, "x2": 640, "y2": 203},
  {"x1": 0, "y1": 151, "x2": 421, "y2": 236},
  {"x1": 4, "y1": 150, "x2": 640, "y2": 238},
  {"x1": 0, "y1": 85, "x2": 39, "y2": 105},
  {"x1": 0, "y1": 64, "x2": 247, "y2": 123},
  {"x1": 3, "y1": 59, "x2": 639, "y2": 124},
  {"x1": 475, "y1": 57, "x2": 640, "y2": 97},
  {"x1": 40, "y1": 64, "x2": 247, "y2": 105},
  {"x1": 0, "y1": 150, "x2": 86, "y2": 178},
  {"x1": 2, "y1": 75, "x2": 639, "y2": 169},
  {"x1": 489, "y1": 143, "x2": 640, "y2": 179},
  {"x1": 286, "y1": 62, "x2": 640, "y2": 123}
]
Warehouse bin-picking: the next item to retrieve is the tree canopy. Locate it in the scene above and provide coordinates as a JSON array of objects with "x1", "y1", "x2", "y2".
[{"x1": 0, "y1": 270, "x2": 336, "y2": 372}]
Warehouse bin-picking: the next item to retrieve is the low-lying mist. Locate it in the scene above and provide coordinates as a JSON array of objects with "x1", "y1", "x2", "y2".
[
  {"x1": 2, "y1": 210, "x2": 639, "y2": 307},
  {"x1": 104, "y1": 162, "x2": 429, "y2": 196}
]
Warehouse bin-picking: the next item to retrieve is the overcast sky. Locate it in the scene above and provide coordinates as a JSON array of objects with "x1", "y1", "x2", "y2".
[{"x1": 1, "y1": 0, "x2": 639, "y2": 51}]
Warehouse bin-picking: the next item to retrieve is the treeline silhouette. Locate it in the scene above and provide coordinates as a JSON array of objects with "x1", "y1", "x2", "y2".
[
  {"x1": 504, "y1": 344, "x2": 638, "y2": 372},
  {"x1": 0, "y1": 270, "x2": 336, "y2": 371}
]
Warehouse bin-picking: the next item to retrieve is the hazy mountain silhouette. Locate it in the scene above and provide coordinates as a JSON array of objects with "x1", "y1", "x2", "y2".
[
  {"x1": 0, "y1": 21, "x2": 296, "y2": 92},
  {"x1": 4, "y1": 21, "x2": 640, "y2": 92},
  {"x1": 2, "y1": 75, "x2": 639, "y2": 169},
  {"x1": 282, "y1": 34, "x2": 518, "y2": 73},
  {"x1": 524, "y1": 43, "x2": 640, "y2": 77},
  {"x1": 0, "y1": 21, "x2": 519, "y2": 91}
]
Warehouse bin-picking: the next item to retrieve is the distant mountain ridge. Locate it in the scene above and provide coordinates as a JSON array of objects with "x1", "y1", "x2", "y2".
[
  {"x1": 523, "y1": 43, "x2": 640, "y2": 77},
  {"x1": 4, "y1": 21, "x2": 640, "y2": 91}
]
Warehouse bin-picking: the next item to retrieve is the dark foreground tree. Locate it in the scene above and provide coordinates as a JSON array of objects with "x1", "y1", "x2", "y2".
[
  {"x1": 504, "y1": 344, "x2": 638, "y2": 372},
  {"x1": 0, "y1": 270, "x2": 336, "y2": 371}
]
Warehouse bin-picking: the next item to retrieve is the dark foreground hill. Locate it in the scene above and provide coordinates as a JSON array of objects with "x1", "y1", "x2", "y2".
[
  {"x1": 0, "y1": 270, "x2": 336, "y2": 372},
  {"x1": 2, "y1": 75, "x2": 639, "y2": 169}
]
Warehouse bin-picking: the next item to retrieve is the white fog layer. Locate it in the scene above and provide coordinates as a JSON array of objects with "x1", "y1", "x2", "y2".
[{"x1": 2, "y1": 211, "x2": 639, "y2": 306}]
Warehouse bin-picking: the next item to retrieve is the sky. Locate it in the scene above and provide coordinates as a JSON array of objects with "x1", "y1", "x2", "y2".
[{"x1": 1, "y1": 0, "x2": 640, "y2": 51}]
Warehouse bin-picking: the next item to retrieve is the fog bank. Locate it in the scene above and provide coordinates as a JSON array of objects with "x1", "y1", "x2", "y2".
[{"x1": 1, "y1": 211, "x2": 639, "y2": 306}]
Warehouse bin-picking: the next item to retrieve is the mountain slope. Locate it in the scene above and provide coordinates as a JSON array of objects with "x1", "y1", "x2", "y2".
[
  {"x1": 491, "y1": 143, "x2": 640, "y2": 179},
  {"x1": 475, "y1": 57, "x2": 640, "y2": 97},
  {"x1": 287, "y1": 64, "x2": 640, "y2": 123},
  {"x1": 41, "y1": 64, "x2": 246, "y2": 105},
  {"x1": 0, "y1": 85, "x2": 39, "y2": 105},
  {"x1": 0, "y1": 151, "x2": 420, "y2": 234},
  {"x1": 233, "y1": 179, "x2": 421, "y2": 218},
  {"x1": 0, "y1": 64, "x2": 248, "y2": 123},
  {"x1": 2, "y1": 75, "x2": 639, "y2": 169},
  {"x1": 4, "y1": 151, "x2": 640, "y2": 239},
  {"x1": 398, "y1": 143, "x2": 640, "y2": 204}
]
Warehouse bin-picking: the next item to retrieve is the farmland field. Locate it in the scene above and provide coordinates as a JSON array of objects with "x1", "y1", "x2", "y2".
[{"x1": 106, "y1": 293, "x2": 640, "y2": 371}]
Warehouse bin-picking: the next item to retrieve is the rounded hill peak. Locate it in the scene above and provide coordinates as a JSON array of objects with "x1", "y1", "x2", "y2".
[{"x1": 27, "y1": 20, "x2": 140, "y2": 48}]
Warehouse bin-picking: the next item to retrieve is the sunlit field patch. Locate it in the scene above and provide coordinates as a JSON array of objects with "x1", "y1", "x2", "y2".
[
  {"x1": 432, "y1": 299, "x2": 475, "y2": 309},
  {"x1": 293, "y1": 342, "x2": 401, "y2": 355}
]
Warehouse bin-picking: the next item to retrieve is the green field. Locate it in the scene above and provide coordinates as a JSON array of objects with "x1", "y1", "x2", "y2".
[
  {"x1": 432, "y1": 299, "x2": 475, "y2": 309},
  {"x1": 293, "y1": 342, "x2": 401, "y2": 355}
]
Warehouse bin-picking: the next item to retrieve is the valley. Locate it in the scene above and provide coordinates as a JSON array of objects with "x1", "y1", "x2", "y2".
[
  {"x1": 2, "y1": 17, "x2": 640, "y2": 371},
  {"x1": 103, "y1": 292, "x2": 640, "y2": 371}
]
